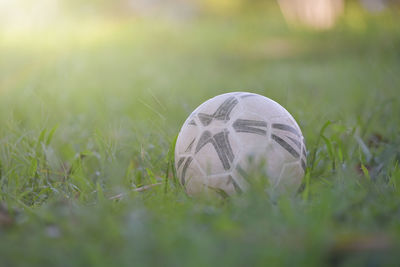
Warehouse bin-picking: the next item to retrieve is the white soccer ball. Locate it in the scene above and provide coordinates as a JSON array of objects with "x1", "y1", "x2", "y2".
[{"x1": 175, "y1": 92, "x2": 306, "y2": 196}]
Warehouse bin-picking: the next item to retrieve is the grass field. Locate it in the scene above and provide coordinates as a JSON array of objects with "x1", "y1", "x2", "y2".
[{"x1": 1, "y1": 4, "x2": 400, "y2": 266}]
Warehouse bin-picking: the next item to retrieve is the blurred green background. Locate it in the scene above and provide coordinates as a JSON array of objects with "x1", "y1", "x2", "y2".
[{"x1": 0, "y1": 0, "x2": 400, "y2": 266}]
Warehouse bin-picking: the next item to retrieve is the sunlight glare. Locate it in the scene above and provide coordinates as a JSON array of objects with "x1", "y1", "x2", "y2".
[{"x1": 0, "y1": 0, "x2": 64, "y2": 33}]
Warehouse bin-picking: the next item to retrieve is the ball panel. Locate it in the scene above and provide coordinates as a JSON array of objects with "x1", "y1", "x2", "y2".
[
  {"x1": 240, "y1": 94, "x2": 289, "y2": 119},
  {"x1": 207, "y1": 173, "x2": 243, "y2": 196},
  {"x1": 179, "y1": 158, "x2": 207, "y2": 196},
  {"x1": 230, "y1": 167, "x2": 250, "y2": 191},
  {"x1": 194, "y1": 129, "x2": 239, "y2": 175},
  {"x1": 269, "y1": 116, "x2": 305, "y2": 158},
  {"x1": 300, "y1": 138, "x2": 307, "y2": 171},
  {"x1": 270, "y1": 115, "x2": 303, "y2": 137},
  {"x1": 230, "y1": 111, "x2": 270, "y2": 149},
  {"x1": 193, "y1": 93, "x2": 242, "y2": 128},
  {"x1": 235, "y1": 151, "x2": 271, "y2": 186},
  {"x1": 175, "y1": 119, "x2": 200, "y2": 156},
  {"x1": 262, "y1": 140, "x2": 300, "y2": 186},
  {"x1": 275, "y1": 161, "x2": 304, "y2": 192}
]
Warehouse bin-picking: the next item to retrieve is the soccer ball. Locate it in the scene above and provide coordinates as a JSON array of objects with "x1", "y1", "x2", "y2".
[{"x1": 175, "y1": 92, "x2": 306, "y2": 196}]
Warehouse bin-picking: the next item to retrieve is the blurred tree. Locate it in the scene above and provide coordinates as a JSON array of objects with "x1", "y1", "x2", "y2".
[
  {"x1": 360, "y1": 0, "x2": 400, "y2": 12},
  {"x1": 278, "y1": 0, "x2": 344, "y2": 30}
]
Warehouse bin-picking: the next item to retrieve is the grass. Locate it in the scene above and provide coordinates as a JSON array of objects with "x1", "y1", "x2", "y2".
[{"x1": 0, "y1": 5, "x2": 400, "y2": 266}]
